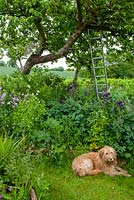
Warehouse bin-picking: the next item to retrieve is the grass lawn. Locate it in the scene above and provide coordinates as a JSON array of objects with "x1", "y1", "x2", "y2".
[
  {"x1": 0, "y1": 67, "x2": 74, "y2": 79},
  {"x1": 0, "y1": 66, "x2": 16, "y2": 75},
  {"x1": 44, "y1": 162, "x2": 134, "y2": 200},
  {"x1": 50, "y1": 70, "x2": 74, "y2": 79}
]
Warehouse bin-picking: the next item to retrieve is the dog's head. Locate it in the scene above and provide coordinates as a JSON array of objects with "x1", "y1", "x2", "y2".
[{"x1": 98, "y1": 146, "x2": 117, "y2": 165}]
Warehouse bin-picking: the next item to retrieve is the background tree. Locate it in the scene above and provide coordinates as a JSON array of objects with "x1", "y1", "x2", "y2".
[
  {"x1": 0, "y1": 60, "x2": 6, "y2": 67},
  {"x1": 0, "y1": 0, "x2": 133, "y2": 75},
  {"x1": 106, "y1": 38, "x2": 134, "y2": 78},
  {"x1": 66, "y1": 32, "x2": 94, "y2": 84}
]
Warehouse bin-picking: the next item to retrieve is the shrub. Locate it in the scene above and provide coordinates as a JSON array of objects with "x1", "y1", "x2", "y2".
[
  {"x1": 0, "y1": 135, "x2": 49, "y2": 200},
  {"x1": 0, "y1": 68, "x2": 65, "y2": 136},
  {"x1": 12, "y1": 94, "x2": 46, "y2": 138},
  {"x1": 0, "y1": 70, "x2": 134, "y2": 173}
]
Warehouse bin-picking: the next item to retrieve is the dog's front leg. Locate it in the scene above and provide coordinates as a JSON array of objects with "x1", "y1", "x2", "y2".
[
  {"x1": 105, "y1": 171, "x2": 131, "y2": 176},
  {"x1": 115, "y1": 166, "x2": 128, "y2": 173},
  {"x1": 115, "y1": 166, "x2": 131, "y2": 176}
]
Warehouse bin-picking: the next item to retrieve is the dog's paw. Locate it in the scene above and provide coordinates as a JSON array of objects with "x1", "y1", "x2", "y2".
[
  {"x1": 124, "y1": 173, "x2": 131, "y2": 177},
  {"x1": 127, "y1": 174, "x2": 131, "y2": 177}
]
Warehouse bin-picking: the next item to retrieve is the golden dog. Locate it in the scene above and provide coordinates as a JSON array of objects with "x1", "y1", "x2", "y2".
[{"x1": 72, "y1": 146, "x2": 131, "y2": 177}]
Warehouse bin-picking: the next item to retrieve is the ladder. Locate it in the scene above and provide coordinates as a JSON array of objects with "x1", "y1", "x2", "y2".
[{"x1": 88, "y1": 30, "x2": 108, "y2": 97}]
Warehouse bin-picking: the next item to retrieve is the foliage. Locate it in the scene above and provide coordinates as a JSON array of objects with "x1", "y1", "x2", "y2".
[
  {"x1": 0, "y1": 0, "x2": 133, "y2": 74},
  {"x1": 12, "y1": 94, "x2": 46, "y2": 137},
  {"x1": 0, "y1": 61, "x2": 6, "y2": 67},
  {"x1": 0, "y1": 135, "x2": 24, "y2": 172},
  {"x1": 0, "y1": 69, "x2": 65, "y2": 135},
  {"x1": 0, "y1": 61, "x2": 134, "y2": 199},
  {"x1": 87, "y1": 109, "x2": 109, "y2": 150},
  {"x1": 0, "y1": 70, "x2": 134, "y2": 173},
  {"x1": 107, "y1": 45, "x2": 134, "y2": 78},
  {"x1": 0, "y1": 135, "x2": 49, "y2": 200}
]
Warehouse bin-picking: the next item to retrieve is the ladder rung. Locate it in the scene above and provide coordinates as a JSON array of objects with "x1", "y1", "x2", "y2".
[
  {"x1": 97, "y1": 84, "x2": 107, "y2": 86},
  {"x1": 94, "y1": 66, "x2": 104, "y2": 69},
  {"x1": 93, "y1": 57, "x2": 103, "y2": 60},
  {"x1": 96, "y1": 75, "x2": 106, "y2": 78},
  {"x1": 97, "y1": 91, "x2": 104, "y2": 94},
  {"x1": 90, "y1": 37, "x2": 101, "y2": 40}
]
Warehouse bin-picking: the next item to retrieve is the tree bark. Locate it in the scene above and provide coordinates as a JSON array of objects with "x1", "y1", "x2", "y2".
[
  {"x1": 22, "y1": 22, "x2": 86, "y2": 75},
  {"x1": 73, "y1": 66, "x2": 79, "y2": 85}
]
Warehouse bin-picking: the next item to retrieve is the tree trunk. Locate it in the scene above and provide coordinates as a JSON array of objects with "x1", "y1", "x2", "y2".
[{"x1": 73, "y1": 66, "x2": 79, "y2": 84}]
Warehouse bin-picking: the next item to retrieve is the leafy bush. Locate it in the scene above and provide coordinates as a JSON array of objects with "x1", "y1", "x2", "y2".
[
  {"x1": 12, "y1": 94, "x2": 46, "y2": 138},
  {"x1": 0, "y1": 68, "x2": 65, "y2": 136},
  {"x1": 0, "y1": 135, "x2": 49, "y2": 200},
  {"x1": 0, "y1": 70, "x2": 134, "y2": 173}
]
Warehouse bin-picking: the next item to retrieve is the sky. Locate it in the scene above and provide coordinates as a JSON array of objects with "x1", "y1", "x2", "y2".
[
  {"x1": 2, "y1": 51, "x2": 67, "y2": 69},
  {"x1": 44, "y1": 57, "x2": 67, "y2": 69}
]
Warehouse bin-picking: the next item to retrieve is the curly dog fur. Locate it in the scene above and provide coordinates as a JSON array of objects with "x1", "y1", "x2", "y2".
[{"x1": 72, "y1": 146, "x2": 131, "y2": 177}]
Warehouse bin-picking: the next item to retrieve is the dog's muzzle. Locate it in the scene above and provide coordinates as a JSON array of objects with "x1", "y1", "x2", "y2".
[{"x1": 108, "y1": 158, "x2": 114, "y2": 162}]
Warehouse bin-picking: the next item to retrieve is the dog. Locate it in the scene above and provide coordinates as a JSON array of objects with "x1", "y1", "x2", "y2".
[{"x1": 72, "y1": 146, "x2": 131, "y2": 177}]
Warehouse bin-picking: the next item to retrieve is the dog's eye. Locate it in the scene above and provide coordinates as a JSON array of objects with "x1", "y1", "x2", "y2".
[
  {"x1": 111, "y1": 152, "x2": 113, "y2": 154},
  {"x1": 105, "y1": 152, "x2": 108, "y2": 155}
]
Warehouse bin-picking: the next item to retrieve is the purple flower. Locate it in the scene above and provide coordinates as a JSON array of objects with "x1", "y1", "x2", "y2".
[
  {"x1": 103, "y1": 92, "x2": 110, "y2": 97},
  {"x1": 102, "y1": 91, "x2": 111, "y2": 103},
  {"x1": 6, "y1": 187, "x2": 12, "y2": 193},
  {"x1": 0, "y1": 194, "x2": 2, "y2": 199},
  {"x1": 0, "y1": 92, "x2": 6, "y2": 101},
  {"x1": 12, "y1": 102, "x2": 18, "y2": 108},
  {"x1": 0, "y1": 92, "x2": 6, "y2": 106},
  {"x1": 12, "y1": 96, "x2": 20, "y2": 103},
  {"x1": 10, "y1": 94, "x2": 22, "y2": 108},
  {"x1": 117, "y1": 100, "x2": 125, "y2": 108}
]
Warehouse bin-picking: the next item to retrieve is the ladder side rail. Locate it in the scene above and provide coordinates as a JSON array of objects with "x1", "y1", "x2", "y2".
[
  {"x1": 88, "y1": 30, "x2": 99, "y2": 95},
  {"x1": 100, "y1": 31, "x2": 108, "y2": 91},
  {"x1": 88, "y1": 30, "x2": 108, "y2": 96}
]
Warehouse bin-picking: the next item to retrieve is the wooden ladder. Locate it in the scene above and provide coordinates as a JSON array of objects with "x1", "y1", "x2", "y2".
[{"x1": 88, "y1": 31, "x2": 108, "y2": 97}]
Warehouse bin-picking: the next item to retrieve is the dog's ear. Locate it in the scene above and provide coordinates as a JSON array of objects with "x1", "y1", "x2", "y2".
[{"x1": 98, "y1": 148, "x2": 104, "y2": 158}]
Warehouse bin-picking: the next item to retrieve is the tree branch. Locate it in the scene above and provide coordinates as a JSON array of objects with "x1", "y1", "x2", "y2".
[
  {"x1": 22, "y1": 16, "x2": 133, "y2": 75},
  {"x1": 22, "y1": 22, "x2": 86, "y2": 74},
  {"x1": 34, "y1": 18, "x2": 46, "y2": 55},
  {"x1": 76, "y1": 0, "x2": 83, "y2": 22}
]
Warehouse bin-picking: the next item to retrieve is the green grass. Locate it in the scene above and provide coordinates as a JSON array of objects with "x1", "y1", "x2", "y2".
[
  {"x1": 0, "y1": 66, "x2": 74, "y2": 78},
  {"x1": 50, "y1": 70, "x2": 74, "y2": 79},
  {"x1": 0, "y1": 66, "x2": 16, "y2": 75},
  {"x1": 0, "y1": 66, "x2": 74, "y2": 79},
  {"x1": 44, "y1": 163, "x2": 134, "y2": 200}
]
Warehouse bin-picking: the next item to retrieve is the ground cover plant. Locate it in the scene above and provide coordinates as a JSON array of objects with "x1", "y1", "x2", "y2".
[{"x1": 0, "y1": 68, "x2": 134, "y2": 199}]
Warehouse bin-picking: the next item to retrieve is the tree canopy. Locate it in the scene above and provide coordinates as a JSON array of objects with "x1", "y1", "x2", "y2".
[{"x1": 0, "y1": 0, "x2": 133, "y2": 74}]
